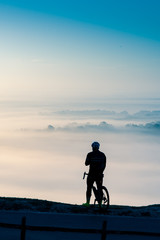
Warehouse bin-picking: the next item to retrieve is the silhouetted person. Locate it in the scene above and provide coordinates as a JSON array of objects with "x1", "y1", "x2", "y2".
[{"x1": 83, "y1": 142, "x2": 106, "y2": 206}]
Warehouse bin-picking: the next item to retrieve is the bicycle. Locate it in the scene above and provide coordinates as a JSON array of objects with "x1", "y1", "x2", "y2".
[{"x1": 83, "y1": 172, "x2": 110, "y2": 209}]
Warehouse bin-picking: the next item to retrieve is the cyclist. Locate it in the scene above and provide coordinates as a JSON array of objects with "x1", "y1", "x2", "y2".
[{"x1": 83, "y1": 142, "x2": 106, "y2": 206}]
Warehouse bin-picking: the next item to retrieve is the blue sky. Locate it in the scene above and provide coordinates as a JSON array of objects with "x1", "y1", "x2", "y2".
[
  {"x1": 0, "y1": 0, "x2": 160, "y2": 102},
  {"x1": 1, "y1": 0, "x2": 160, "y2": 41}
]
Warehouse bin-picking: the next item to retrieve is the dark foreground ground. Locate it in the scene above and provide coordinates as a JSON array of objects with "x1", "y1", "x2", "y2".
[{"x1": 0, "y1": 197, "x2": 159, "y2": 218}]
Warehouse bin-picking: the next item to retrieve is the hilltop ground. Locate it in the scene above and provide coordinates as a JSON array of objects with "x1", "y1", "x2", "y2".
[{"x1": 0, "y1": 197, "x2": 159, "y2": 218}]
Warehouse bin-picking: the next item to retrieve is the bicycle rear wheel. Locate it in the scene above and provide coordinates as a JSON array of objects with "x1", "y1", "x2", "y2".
[
  {"x1": 94, "y1": 186, "x2": 110, "y2": 209},
  {"x1": 101, "y1": 186, "x2": 110, "y2": 209}
]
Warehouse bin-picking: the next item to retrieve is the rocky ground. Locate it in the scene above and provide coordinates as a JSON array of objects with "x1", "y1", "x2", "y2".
[{"x1": 0, "y1": 197, "x2": 159, "y2": 218}]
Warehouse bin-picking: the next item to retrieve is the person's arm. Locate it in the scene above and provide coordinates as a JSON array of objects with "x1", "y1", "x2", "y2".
[
  {"x1": 85, "y1": 153, "x2": 90, "y2": 166},
  {"x1": 101, "y1": 154, "x2": 106, "y2": 172}
]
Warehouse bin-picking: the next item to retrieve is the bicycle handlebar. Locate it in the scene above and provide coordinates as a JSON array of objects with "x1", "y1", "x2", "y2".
[
  {"x1": 83, "y1": 172, "x2": 88, "y2": 179},
  {"x1": 83, "y1": 172, "x2": 104, "y2": 179}
]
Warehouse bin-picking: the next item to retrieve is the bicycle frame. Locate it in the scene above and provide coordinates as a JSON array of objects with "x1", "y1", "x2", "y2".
[{"x1": 83, "y1": 172, "x2": 110, "y2": 209}]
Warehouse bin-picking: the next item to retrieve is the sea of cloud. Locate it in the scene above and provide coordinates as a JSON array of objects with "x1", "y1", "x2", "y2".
[{"x1": 0, "y1": 100, "x2": 160, "y2": 206}]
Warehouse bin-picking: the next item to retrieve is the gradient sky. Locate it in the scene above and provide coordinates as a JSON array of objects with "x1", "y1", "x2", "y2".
[
  {"x1": 0, "y1": 1, "x2": 160, "y2": 205},
  {"x1": 0, "y1": 0, "x2": 160, "y2": 102}
]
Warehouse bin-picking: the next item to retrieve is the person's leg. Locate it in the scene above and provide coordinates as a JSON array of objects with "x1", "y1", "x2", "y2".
[
  {"x1": 86, "y1": 175, "x2": 94, "y2": 204},
  {"x1": 96, "y1": 176, "x2": 103, "y2": 206}
]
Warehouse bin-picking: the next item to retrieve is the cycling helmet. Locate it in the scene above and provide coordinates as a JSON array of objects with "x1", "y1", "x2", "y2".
[{"x1": 91, "y1": 141, "x2": 100, "y2": 149}]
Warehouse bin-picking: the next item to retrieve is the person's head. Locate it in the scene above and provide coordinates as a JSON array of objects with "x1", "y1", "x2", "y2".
[{"x1": 91, "y1": 141, "x2": 100, "y2": 151}]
